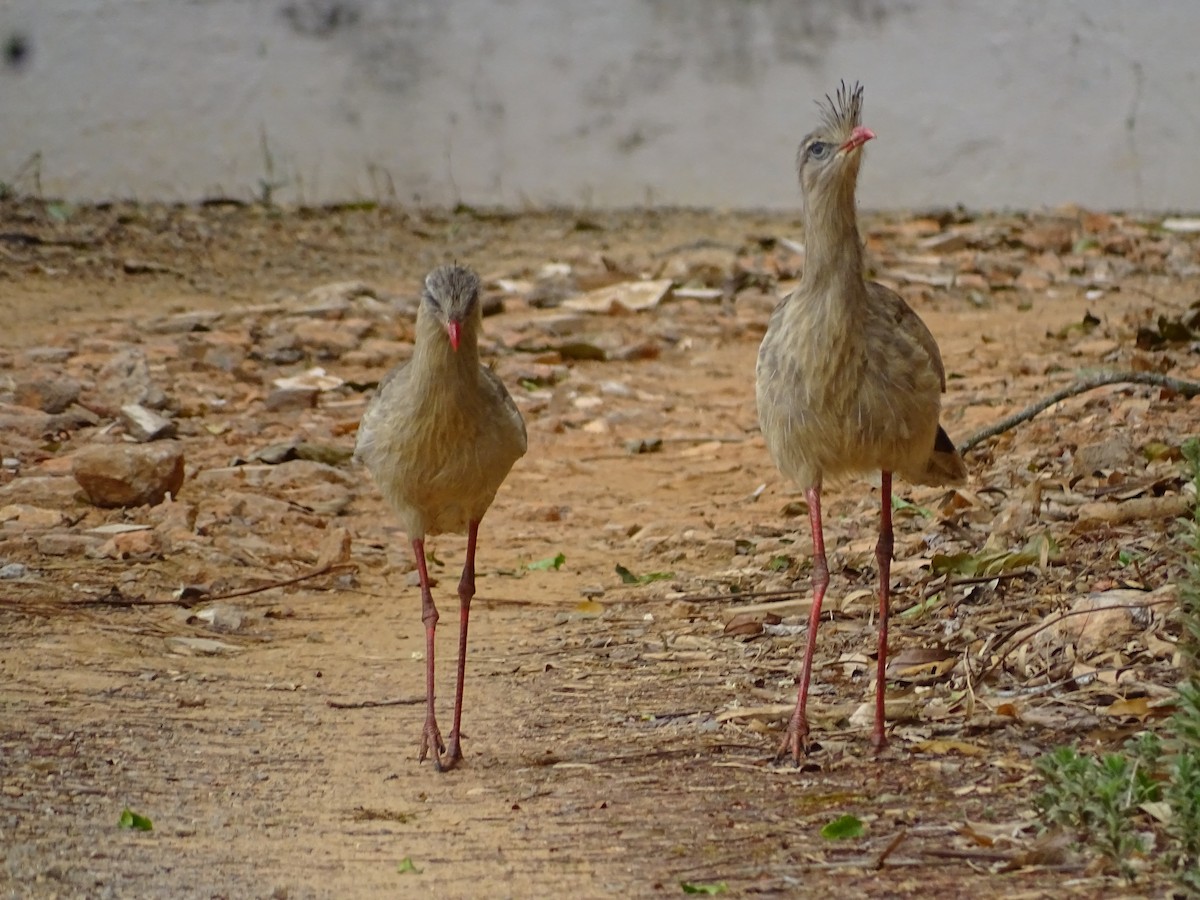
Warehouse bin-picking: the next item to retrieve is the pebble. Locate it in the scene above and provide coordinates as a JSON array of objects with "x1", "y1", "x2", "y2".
[
  {"x1": 264, "y1": 387, "x2": 318, "y2": 411},
  {"x1": 94, "y1": 347, "x2": 169, "y2": 410},
  {"x1": 36, "y1": 533, "x2": 103, "y2": 556},
  {"x1": 0, "y1": 475, "x2": 81, "y2": 507},
  {"x1": 0, "y1": 504, "x2": 64, "y2": 528},
  {"x1": 120, "y1": 404, "x2": 177, "y2": 442},
  {"x1": 13, "y1": 377, "x2": 82, "y2": 414},
  {"x1": 89, "y1": 529, "x2": 163, "y2": 560},
  {"x1": 72, "y1": 443, "x2": 186, "y2": 507},
  {"x1": 166, "y1": 637, "x2": 241, "y2": 656}
]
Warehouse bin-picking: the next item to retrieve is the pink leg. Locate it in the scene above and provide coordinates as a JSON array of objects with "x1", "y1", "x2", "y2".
[
  {"x1": 872, "y1": 472, "x2": 893, "y2": 752},
  {"x1": 413, "y1": 538, "x2": 447, "y2": 770},
  {"x1": 444, "y1": 520, "x2": 479, "y2": 769},
  {"x1": 779, "y1": 484, "x2": 829, "y2": 763}
]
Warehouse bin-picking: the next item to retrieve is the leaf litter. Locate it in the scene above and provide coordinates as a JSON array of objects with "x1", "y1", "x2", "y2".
[{"x1": 1, "y1": 202, "x2": 1198, "y2": 896}]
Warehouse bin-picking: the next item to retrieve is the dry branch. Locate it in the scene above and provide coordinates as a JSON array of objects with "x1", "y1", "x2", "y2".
[{"x1": 959, "y1": 371, "x2": 1200, "y2": 454}]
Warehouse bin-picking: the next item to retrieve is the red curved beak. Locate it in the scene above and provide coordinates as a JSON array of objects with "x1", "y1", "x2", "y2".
[
  {"x1": 446, "y1": 321, "x2": 461, "y2": 352},
  {"x1": 840, "y1": 125, "x2": 876, "y2": 154}
]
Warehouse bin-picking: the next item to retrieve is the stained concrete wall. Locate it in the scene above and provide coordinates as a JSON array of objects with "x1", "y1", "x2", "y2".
[{"x1": 1, "y1": 1, "x2": 1196, "y2": 210}]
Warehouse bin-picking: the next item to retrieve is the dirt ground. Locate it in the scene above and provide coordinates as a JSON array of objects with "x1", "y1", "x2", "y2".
[{"x1": 2, "y1": 200, "x2": 1198, "y2": 898}]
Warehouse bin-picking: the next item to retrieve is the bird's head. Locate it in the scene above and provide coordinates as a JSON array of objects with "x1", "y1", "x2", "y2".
[
  {"x1": 421, "y1": 264, "x2": 481, "y2": 353},
  {"x1": 796, "y1": 81, "x2": 875, "y2": 204}
]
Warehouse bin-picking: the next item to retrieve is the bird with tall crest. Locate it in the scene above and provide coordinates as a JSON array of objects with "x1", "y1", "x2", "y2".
[
  {"x1": 355, "y1": 264, "x2": 527, "y2": 771},
  {"x1": 756, "y1": 83, "x2": 967, "y2": 761}
]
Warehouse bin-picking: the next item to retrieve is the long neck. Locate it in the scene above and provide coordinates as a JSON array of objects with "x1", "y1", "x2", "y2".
[
  {"x1": 411, "y1": 309, "x2": 481, "y2": 382},
  {"x1": 799, "y1": 173, "x2": 867, "y2": 303}
]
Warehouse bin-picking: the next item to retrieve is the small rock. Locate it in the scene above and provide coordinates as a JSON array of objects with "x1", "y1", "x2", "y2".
[
  {"x1": 45, "y1": 405, "x2": 102, "y2": 433},
  {"x1": 598, "y1": 380, "x2": 635, "y2": 398},
  {"x1": 248, "y1": 441, "x2": 353, "y2": 467},
  {"x1": 1015, "y1": 267, "x2": 1052, "y2": 291},
  {"x1": 626, "y1": 437, "x2": 663, "y2": 455},
  {"x1": 120, "y1": 404, "x2": 178, "y2": 442},
  {"x1": 264, "y1": 387, "x2": 318, "y2": 411},
  {"x1": 0, "y1": 563, "x2": 30, "y2": 579},
  {"x1": 0, "y1": 504, "x2": 64, "y2": 528},
  {"x1": 13, "y1": 377, "x2": 82, "y2": 414},
  {"x1": 190, "y1": 603, "x2": 247, "y2": 633},
  {"x1": 22, "y1": 347, "x2": 73, "y2": 365},
  {"x1": 0, "y1": 475, "x2": 81, "y2": 507},
  {"x1": 73, "y1": 443, "x2": 186, "y2": 508},
  {"x1": 166, "y1": 637, "x2": 241, "y2": 656},
  {"x1": 290, "y1": 319, "x2": 370, "y2": 358},
  {"x1": 0, "y1": 411, "x2": 55, "y2": 439},
  {"x1": 300, "y1": 281, "x2": 376, "y2": 315},
  {"x1": 36, "y1": 533, "x2": 103, "y2": 556},
  {"x1": 919, "y1": 231, "x2": 971, "y2": 253},
  {"x1": 527, "y1": 314, "x2": 588, "y2": 337},
  {"x1": 953, "y1": 272, "x2": 989, "y2": 292},
  {"x1": 510, "y1": 363, "x2": 568, "y2": 387},
  {"x1": 95, "y1": 348, "x2": 169, "y2": 410},
  {"x1": 561, "y1": 279, "x2": 673, "y2": 314},
  {"x1": 89, "y1": 529, "x2": 163, "y2": 560},
  {"x1": 148, "y1": 310, "x2": 223, "y2": 334},
  {"x1": 272, "y1": 367, "x2": 345, "y2": 392}
]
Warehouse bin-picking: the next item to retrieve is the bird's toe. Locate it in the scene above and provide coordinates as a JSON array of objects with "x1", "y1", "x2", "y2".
[
  {"x1": 775, "y1": 715, "x2": 813, "y2": 766},
  {"x1": 419, "y1": 720, "x2": 447, "y2": 769}
]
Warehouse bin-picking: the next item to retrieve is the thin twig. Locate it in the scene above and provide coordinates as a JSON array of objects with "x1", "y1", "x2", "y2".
[
  {"x1": 327, "y1": 696, "x2": 424, "y2": 709},
  {"x1": 975, "y1": 596, "x2": 1177, "y2": 682},
  {"x1": 624, "y1": 586, "x2": 808, "y2": 606},
  {"x1": 71, "y1": 562, "x2": 355, "y2": 609},
  {"x1": 918, "y1": 568, "x2": 1036, "y2": 601},
  {"x1": 959, "y1": 371, "x2": 1200, "y2": 454},
  {"x1": 874, "y1": 828, "x2": 909, "y2": 869},
  {"x1": 204, "y1": 562, "x2": 356, "y2": 601}
]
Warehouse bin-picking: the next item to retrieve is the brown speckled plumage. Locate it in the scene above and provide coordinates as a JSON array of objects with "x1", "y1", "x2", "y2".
[{"x1": 755, "y1": 83, "x2": 965, "y2": 760}]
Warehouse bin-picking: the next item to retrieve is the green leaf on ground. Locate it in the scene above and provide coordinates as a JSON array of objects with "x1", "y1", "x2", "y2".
[
  {"x1": 118, "y1": 808, "x2": 153, "y2": 831},
  {"x1": 767, "y1": 555, "x2": 791, "y2": 572},
  {"x1": 820, "y1": 814, "x2": 864, "y2": 839},
  {"x1": 892, "y1": 496, "x2": 932, "y2": 517},
  {"x1": 397, "y1": 857, "x2": 421, "y2": 874},
  {"x1": 528, "y1": 553, "x2": 566, "y2": 571},
  {"x1": 615, "y1": 564, "x2": 673, "y2": 585},
  {"x1": 680, "y1": 882, "x2": 727, "y2": 895},
  {"x1": 931, "y1": 533, "x2": 1060, "y2": 577}
]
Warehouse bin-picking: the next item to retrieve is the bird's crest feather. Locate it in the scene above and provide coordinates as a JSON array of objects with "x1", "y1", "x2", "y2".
[{"x1": 815, "y1": 80, "x2": 864, "y2": 139}]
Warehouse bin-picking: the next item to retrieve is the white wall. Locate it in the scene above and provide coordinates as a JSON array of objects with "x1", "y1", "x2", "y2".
[{"x1": 2, "y1": 0, "x2": 1196, "y2": 210}]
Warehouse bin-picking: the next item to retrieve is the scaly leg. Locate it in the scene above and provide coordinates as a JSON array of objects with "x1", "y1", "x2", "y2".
[
  {"x1": 872, "y1": 472, "x2": 894, "y2": 752},
  {"x1": 413, "y1": 538, "x2": 447, "y2": 770},
  {"x1": 444, "y1": 520, "x2": 479, "y2": 769},
  {"x1": 778, "y1": 484, "x2": 829, "y2": 764}
]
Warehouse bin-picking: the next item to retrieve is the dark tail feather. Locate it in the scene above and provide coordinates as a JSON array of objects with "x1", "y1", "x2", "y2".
[{"x1": 919, "y1": 425, "x2": 967, "y2": 486}]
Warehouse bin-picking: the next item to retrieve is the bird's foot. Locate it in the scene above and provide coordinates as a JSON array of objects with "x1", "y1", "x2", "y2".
[
  {"x1": 870, "y1": 728, "x2": 889, "y2": 754},
  {"x1": 775, "y1": 713, "x2": 814, "y2": 765},
  {"x1": 419, "y1": 718, "x2": 448, "y2": 771},
  {"x1": 443, "y1": 730, "x2": 465, "y2": 770}
]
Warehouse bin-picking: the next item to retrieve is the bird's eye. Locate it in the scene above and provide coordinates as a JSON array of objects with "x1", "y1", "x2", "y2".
[{"x1": 807, "y1": 141, "x2": 830, "y2": 160}]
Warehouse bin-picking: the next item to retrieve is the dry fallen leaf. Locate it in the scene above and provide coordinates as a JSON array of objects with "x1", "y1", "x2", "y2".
[{"x1": 912, "y1": 739, "x2": 987, "y2": 757}]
